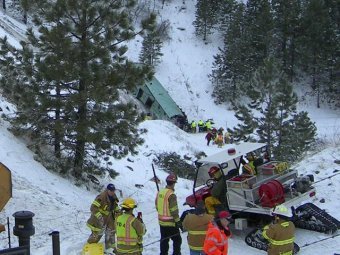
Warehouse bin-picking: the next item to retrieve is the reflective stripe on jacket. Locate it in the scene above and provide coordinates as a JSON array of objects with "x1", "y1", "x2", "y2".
[
  {"x1": 155, "y1": 187, "x2": 180, "y2": 227},
  {"x1": 182, "y1": 213, "x2": 213, "y2": 251},
  {"x1": 262, "y1": 219, "x2": 295, "y2": 255},
  {"x1": 87, "y1": 190, "x2": 119, "y2": 231},
  {"x1": 203, "y1": 222, "x2": 230, "y2": 255},
  {"x1": 116, "y1": 212, "x2": 146, "y2": 254}
]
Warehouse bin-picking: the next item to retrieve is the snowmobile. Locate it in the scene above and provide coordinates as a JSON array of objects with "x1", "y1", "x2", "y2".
[{"x1": 184, "y1": 142, "x2": 340, "y2": 253}]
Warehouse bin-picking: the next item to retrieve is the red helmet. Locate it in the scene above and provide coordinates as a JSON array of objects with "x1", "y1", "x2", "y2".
[
  {"x1": 218, "y1": 210, "x2": 232, "y2": 219},
  {"x1": 166, "y1": 173, "x2": 177, "y2": 183},
  {"x1": 208, "y1": 166, "x2": 220, "y2": 177}
]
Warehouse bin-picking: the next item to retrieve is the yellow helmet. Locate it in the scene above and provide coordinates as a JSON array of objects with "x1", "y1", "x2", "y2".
[{"x1": 121, "y1": 197, "x2": 137, "y2": 209}]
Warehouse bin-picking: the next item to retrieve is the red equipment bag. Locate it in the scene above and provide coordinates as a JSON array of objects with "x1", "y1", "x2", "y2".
[{"x1": 259, "y1": 180, "x2": 285, "y2": 207}]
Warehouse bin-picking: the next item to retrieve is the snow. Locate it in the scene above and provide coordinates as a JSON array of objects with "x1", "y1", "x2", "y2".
[{"x1": 0, "y1": 1, "x2": 340, "y2": 255}]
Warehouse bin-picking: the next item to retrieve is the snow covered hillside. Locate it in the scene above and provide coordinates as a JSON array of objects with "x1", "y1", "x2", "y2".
[{"x1": 1, "y1": 1, "x2": 340, "y2": 255}]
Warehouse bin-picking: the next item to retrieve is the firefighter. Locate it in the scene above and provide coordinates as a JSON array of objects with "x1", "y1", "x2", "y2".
[
  {"x1": 182, "y1": 200, "x2": 213, "y2": 255},
  {"x1": 115, "y1": 198, "x2": 146, "y2": 255},
  {"x1": 205, "y1": 131, "x2": 213, "y2": 146},
  {"x1": 241, "y1": 154, "x2": 256, "y2": 175},
  {"x1": 262, "y1": 205, "x2": 295, "y2": 255},
  {"x1": 203, "y1": 210, "x2": 232, "y2": 255},
  {"x1": 204, "y1": 120, "x2": 212, "y2": 131},
  {"x1": 205, "y1": 166, "x2": 227, "y2": 215},
  {"x1": 224, "y1": 131, "x2": 231, "y2": 144},
  {"x1": 190, "y1": 120, "x2": 197, "y2": 133},
  {"x1": 215, "y1": 132, "x2": 224, "y2": 148},
  {"x1": 155, "y1": 173, "x2": 182, "y2": 255},
  {"x1": 86, "y1": 183, "x2": 120, "y2": 253},
  {"x1": 197, "y1": 120, "x2": 204, "y2": 132}
]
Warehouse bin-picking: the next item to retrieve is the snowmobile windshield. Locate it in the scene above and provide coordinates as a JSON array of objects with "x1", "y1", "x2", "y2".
[{"x1": 195, "y1": 159, "x2": 242, "y2": 188}]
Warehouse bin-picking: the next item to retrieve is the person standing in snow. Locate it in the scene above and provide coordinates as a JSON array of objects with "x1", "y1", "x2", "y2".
[
  {"x1": 205, "y1": 131, "x2": 213, "y2": 146},
  {"x1": 262, "y1": 205, "x2": 295, "y2": 255},
  {"x1": 115, "y1": 197, "x2": 146, "y2": 255},
  {"x1": 198, "y1": 120, "x2": 204, "y2": 133},
  {"x1": 215, "y1": 132, "x2": 224, "y2": 148},
  {"x1": 190, "y1": 120, "x2": 197, "y2": 133},
  {"x1": 203, "y1": 210, "x2": 232, "y2": 255},
  {"x1": 224, "y1": 131, "x2": 231, "y2": 144},
  {"x1": 182, "y1": 200, "x2": 213, "y2": 255},
  {"x1": 86, "y1": 183, "x2": 120, "y2": 253},
  {"x1": 155, "y1": 173, "x2": 182, "y2": 255}
]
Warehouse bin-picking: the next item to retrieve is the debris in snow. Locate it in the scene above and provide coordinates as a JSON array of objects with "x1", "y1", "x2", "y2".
[
  {"x1": 126, "y1": 166, "x2": 134, "y2": 171},
  {"x1": 87, "y1": 174, "x2": 100, "y2": 185}
]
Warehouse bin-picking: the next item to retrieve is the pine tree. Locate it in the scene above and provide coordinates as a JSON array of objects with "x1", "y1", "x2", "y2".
[
  {"x1": 230, "y1": 58, "x2": 316, "y2": 160},
  {"x1": 243, "y1": 0, "x2": 274, "y2": 69},
  {"x1": 271, "y1": 0, "x2": 303, "y2": 80},
  {"x1": 228, "y1": 103, "x2": 257, "y2": 142},
  {"x1": 275, "y1": 111, "x2": 317, "y2": 161},
  {"x1": 193, "y1": 0, "x2": 223, "y2": 41},
  {"x1": 211, "y1": 2, "x2": 248, "y2": 103},
  {"x1": 299, "y1": 0, "x2": 338, "y2": 108},
  {"x1": 0, "y1": 0, "x2": 156, "y2": 178},
  {"x1": 139, "y1": 20, "x2": 164, "y2": 68}
]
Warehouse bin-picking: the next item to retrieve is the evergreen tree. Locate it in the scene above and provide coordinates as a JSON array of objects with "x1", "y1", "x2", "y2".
[
  {"x1": 299, "y1": 0, "x2": 338, "y2": 108},
  {"x1": 0, "y1": 0, "x2": 156, "y2": 178},
  {"x1": 243, "y1": 0, "x2": 274, "y2": 69},
  {"x1": 275, "y1": 111, "x2": 316, "y2": 161},
  {"x1": 139, "y1": 20, "x2": 165, "y2": 68},
  {"x1": 211, "y1": 2, "x2": 248, "y2": 103},
  {"x1": 230, "y1": 58, "x2": 316, "y2": 160},
  {"x1": 193, "y1": 0, "x2": 223, "y2": 41},
  {"x1": 271, "y1": 0, "x2": 302, "y2": 80},
  {"x1": 227, "y1": 103, "x2": 257, "y2": 142}
]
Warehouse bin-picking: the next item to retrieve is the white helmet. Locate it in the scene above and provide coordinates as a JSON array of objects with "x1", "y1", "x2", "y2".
[{"x1": 271, "y1": 205, "x2": 293, "y2": 218}]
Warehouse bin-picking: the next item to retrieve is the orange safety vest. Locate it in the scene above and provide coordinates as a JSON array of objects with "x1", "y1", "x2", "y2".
[
  {"x1": 156, "y1": 188, "x2": 175, "y2": 227},
  {"x1": 203, "y1": 222, "x2": 230, "y2": 255}
]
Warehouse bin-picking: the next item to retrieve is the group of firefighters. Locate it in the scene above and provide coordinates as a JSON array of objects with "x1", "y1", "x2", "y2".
[{"x1": 85, "y1": 171, "x2": 295, "y2": 255}]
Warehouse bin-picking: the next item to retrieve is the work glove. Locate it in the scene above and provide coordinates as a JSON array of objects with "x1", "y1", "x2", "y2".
[{"x1": 175, "y1": 221, "x2": 183, "y2": 231}]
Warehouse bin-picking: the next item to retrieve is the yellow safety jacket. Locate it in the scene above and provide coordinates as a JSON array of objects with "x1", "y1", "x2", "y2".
[
  {"x1": 116, "y1": 213, "x2": 145, "y2": 254},
  {"x1": 243, "y1": 162, "x2": 256, "y2": 175},
  {"x1": 205, "y1": 121, "x2": 212, "y2": 130},
  {"x1": 263, "y1": 219, "x2": 295, "y2": 255},
  {"x1": 156, "y1": 187, "x2": 180, "y2": 227}
]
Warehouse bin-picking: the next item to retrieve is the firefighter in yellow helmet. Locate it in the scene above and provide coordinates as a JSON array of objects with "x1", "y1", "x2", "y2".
[
  {"x1": 115, "y1": 198, "x2": 146, "y2": 255},
  {"x1": 86, "y1": 184, "x2": 120, "y2": 253},
  {"x1": 262, "y1": 205, "x2": 295, "y2": 255},
  {"x1": 155, "y1": 173, "x2": 182, "y2": 255}
]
